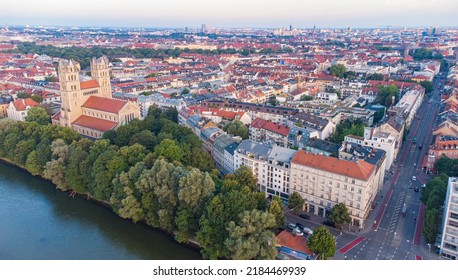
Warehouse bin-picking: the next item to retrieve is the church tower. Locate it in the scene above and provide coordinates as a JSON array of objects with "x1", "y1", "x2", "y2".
[
  {"x1": 91, "y1": 56, "x2": 112, "y2": 98},
  {"x1": 58, "y1": 59, "x2": 82, "y2": 127}
]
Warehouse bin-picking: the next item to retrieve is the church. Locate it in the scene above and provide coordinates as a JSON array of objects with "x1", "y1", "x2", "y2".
[{"x1": 52, "y1": 56, "x2": 140, "y2": 139}]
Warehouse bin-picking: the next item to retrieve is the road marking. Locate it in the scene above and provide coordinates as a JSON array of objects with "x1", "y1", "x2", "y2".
[{"x1": 338, "y1": 236, "x2": 366, "y2": 254}]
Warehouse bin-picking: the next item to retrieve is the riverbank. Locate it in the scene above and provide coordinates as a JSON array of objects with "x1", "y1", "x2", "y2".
[{"x1": 0, "y1": 157, "x2": 202, "y2": 256}]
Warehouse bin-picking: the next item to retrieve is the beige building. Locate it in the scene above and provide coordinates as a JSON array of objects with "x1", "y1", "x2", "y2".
[
  {"x1": 0, "y1": 103, "x2": 9, "y2": 117},
  {"x1": 290, "y1": 150, "x2": 385, "y2": 228},
  {"x1": 53, "y1": 57, "x2": 140, "y2": 139}
]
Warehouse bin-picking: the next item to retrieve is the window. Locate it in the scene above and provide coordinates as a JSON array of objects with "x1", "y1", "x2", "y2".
[{"x1": 450, "y1": 212, "x2": 458, "y2": 220}]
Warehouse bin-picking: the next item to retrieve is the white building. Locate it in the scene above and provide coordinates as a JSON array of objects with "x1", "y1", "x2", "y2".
[
  {"x1": 440, "y1": 177, "x2": 458, "y2": 260},
  {"x1": 6, "y1": 98, "x2": 39, "y2": 122},
  {"x1": 345, "y1": 127, "x2": 397, "y2": 170},
  {"x1": 234, "y1": 140, "x2": 297, "y2": 201},
  {"x1": 136, "y1": 94, "x2": 186, "y2": 119}
]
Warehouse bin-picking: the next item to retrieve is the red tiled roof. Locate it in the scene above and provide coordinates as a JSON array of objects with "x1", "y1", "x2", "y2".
[
  {"x1": 251, "y1": 117, "x2": 289, "y2": 136},
  {"x1": 72, "y1": 115, "x2": 117, "y2": 132},
  {"x1": 276, "y1": 231, "x2": 312, "y2": 255},
  {"x1": 82, "y1": 96, "x2": 127, "y2": 114},
  {"x1": 12, "y1": 98, "x2": 39, "y2": 111},
  {"x1": 292, "y1": 150, "x2": 375, "y2": 181},
  {"x1": 80, "y1": 79, "x2": 99, "y2": 90},
  {"x1": 263, "y1": 121, "x2": 290, "y2": 136}
]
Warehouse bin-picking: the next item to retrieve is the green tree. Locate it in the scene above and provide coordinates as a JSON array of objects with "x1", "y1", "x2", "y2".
[
  {"x1": 300, "y1": 95, "x2": 313, "y2": 101},
  {"x1": 328, "y1": 119, "x2": 365, "y2": 144},
  {"x1": 423, "y1": 208, "x2": 439, "y2": 244},
  {"x1": 288, "y1": 191, "x2": 304, "y2": 212},
  {"x1": 233, "y1": 165, "x2": 258, "y2": 192},
  {"x1": 328, "y1": 203, "x2": 351, "y2": 226},
  {"x1": 307, "y1": 226, "x2": 336, "y2": 260},
  {"x1": 269, "y1": 196, "x2": 285, "y2": 229},
  {"x1": 225, "y1": 210, "x2": 277, "y2": 260},
  {"x1": 267, "y1": 95, "x2": 279, "y2": 106},
  {"x1": 153, "y1": 139, "x2": 183, "y2": 162},
  {"x1": 223, "y1": 120, "x2": 248, "y2": 139},
  {"x1": 419, "y1": 81, "x2": 433, "y2": 94},
  {"x1": 163, "y1": 107, "x2": 179, "y2": 123},
  {"x1": 329, "y1": 64, "x2": 347, "y2": 78},
  {"x1": 25, "y1": 150, "x2": 40, "y2": 175},
  {"x1": 181, "y1": 88, "x2": 190, "y2": 95},
  {"x1": 175, "y1": 168, "x2": 215, "y2": 243},
  {"x1": 31, "y1": 94, "x2": 43, "y2": 103},
  {"x1": 43, "y1": 139, "x2": 71, "y2": 191},
  {"x1": 376, "y1": 85, "x2": 399, "y2": 107},
  {"x1": 17, "y1": 92, "x2": 31, "y2": 99},
  {"x1": 366, "y1": 73, "x2": 385, "y2": 81},
  {"x1": 129, "y1": 130, "x2": 157, "y2": 150},
  {"x1": 25, "y1": 107, "x2": 50, "y2": 125}
]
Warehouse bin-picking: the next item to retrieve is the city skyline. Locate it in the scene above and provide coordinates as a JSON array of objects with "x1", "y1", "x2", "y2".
[{"x1": 1, "y1": 0, "x2": 457, "y2": 29}]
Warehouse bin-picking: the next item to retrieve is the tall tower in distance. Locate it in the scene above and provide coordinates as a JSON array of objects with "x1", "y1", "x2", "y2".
[
  {"x1": 58, "y1": 59, "x2": 82, "y2": 127},
  {"x1": 90, "y1": 56, "x2": 112, "y2": 98}
]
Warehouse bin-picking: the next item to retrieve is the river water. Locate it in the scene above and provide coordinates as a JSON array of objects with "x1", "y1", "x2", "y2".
[{"x1": 0, "y1": 161, "x2": 201, "y2": 260}]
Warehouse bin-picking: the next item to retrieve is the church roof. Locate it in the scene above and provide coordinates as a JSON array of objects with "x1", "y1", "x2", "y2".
[
  {"x1": 80, "y1": 79, "x2": 99, "y2": 90},
  {"x1": 81, "y1": 96, "x2": 127, "y2": 114},
  {"x1": 72, "y1": 115, "x2": 117, "y2": 132}
]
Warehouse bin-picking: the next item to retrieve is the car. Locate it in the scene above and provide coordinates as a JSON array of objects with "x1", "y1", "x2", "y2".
[
  {"x1": 302, "y1": 227, "x2": 314, "y2": 235},
  {"x1": 293, "y1": 228, "x2": 304, "y2": 237},
  {"x1": 299, "y1": 214, "x2": 311, "y2": 220},
  {"x1": 323, "y1": 220, "x2": 337, "y2": 228},
  {"x1": 412, "y1": 176, "x2": 417, "y2": 181},
  {"x1": 286, "y1": 223, "x2": 297, "y2": 232},
  {"x1": 418, "y1": 145, "x2": 423, "y2": 150},
  {"x1": 414, "y1": 186, "x2": 420, "y2": 192},
  {"x1": 296, "y1": 223, "x2": 305, "y2": 230}
]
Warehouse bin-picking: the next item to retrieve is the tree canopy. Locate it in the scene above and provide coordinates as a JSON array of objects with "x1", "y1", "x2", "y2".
[
  {"x1": 223, "y1": 120, "x2": 249, "y2": 139},
  {"x1": 328, "y1": 203, "x2": 351, "y2": 226},
  {"x1": 307, "y1": 226, "x2": 336, "y2": 260},
  {"x1": 376, "y1": 85, "x2": 399, "y2": 107},
  {"x1": 329, "y1": 64, "x2": 347, "y2": 78},
  {"x1": 25, "y1": 107, "x2": 50, "y2": 125},
  {"x1": 288, "y1": 191, "x2": 304, "y2": 212},
  {"x1": 328, "y1": 119, "x2": 365, "y2": 144}
]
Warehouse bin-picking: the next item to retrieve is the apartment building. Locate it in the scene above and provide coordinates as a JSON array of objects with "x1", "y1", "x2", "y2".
[
  {"x1": 250, "y1": 117, "x2": 290, "y2": 147},
  {"x1": 290, "y1": 150, "x2": 385, "y2": 228},
  {"x1": 440, "y1": 177, "x2": 458, "y2": 260},
  {"x1": 234, "y1": 140, "x2": 297, "y2": 201},
  {"x1": 345, "y1": 127, "x2": 397, "y2": 170}
]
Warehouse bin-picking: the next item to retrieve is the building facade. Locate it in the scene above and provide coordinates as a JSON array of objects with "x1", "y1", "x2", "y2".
[
  {"x1": 290, "y1": 150, "x2": 385, "y2": 228},
  {"x1": 53, "y1": 57, "x2": 140, "y2": 139},
  {"x1": 440, "y1": 177, "x2": 458, "y2": 260}
]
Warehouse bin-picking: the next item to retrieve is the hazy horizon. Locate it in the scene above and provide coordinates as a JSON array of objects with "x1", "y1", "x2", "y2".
[{"x1": 2, "y1": 0, "x2": 457, "y2": 29}]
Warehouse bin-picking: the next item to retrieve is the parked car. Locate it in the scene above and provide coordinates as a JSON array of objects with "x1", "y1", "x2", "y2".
[
  {"x1": 286, "y1": 223, "x2": 297, "y2": 232},
  {"x1": 323, "y1": 220, "x2": 337, "y2": 228},
  {"x1": 299, "y1": 214, "x2": 311, "y2": 220},
  {"x1": 293, "y1": 228, "x2": 304, "y2": 237},
  {"x1": 302, "y1": 227, "x2": 314, "y2": 235}
]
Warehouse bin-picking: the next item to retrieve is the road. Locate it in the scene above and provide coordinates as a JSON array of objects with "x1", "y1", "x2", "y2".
[{"x1": 287, "y1": 73, "x2": 445, "y2": 260}]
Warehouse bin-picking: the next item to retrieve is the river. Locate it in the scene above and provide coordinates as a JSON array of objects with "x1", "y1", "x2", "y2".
[{"x1": 0, "y1": 160, "x2": 201, "y2": 260}]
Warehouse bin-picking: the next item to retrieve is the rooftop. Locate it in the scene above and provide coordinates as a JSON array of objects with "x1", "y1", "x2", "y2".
[{"x1": 292, "y1": 150, "x2": 375, "y2": 181}]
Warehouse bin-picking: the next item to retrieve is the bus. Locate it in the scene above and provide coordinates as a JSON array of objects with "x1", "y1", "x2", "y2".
[{"x1": 402, "y1": 203, "x2": 407, "y2": 217}]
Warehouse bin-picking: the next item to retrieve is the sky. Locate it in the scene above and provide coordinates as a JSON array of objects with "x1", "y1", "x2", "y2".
[{"x1": 1, "y1": 0, "x2": 457, "y2": 29}]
